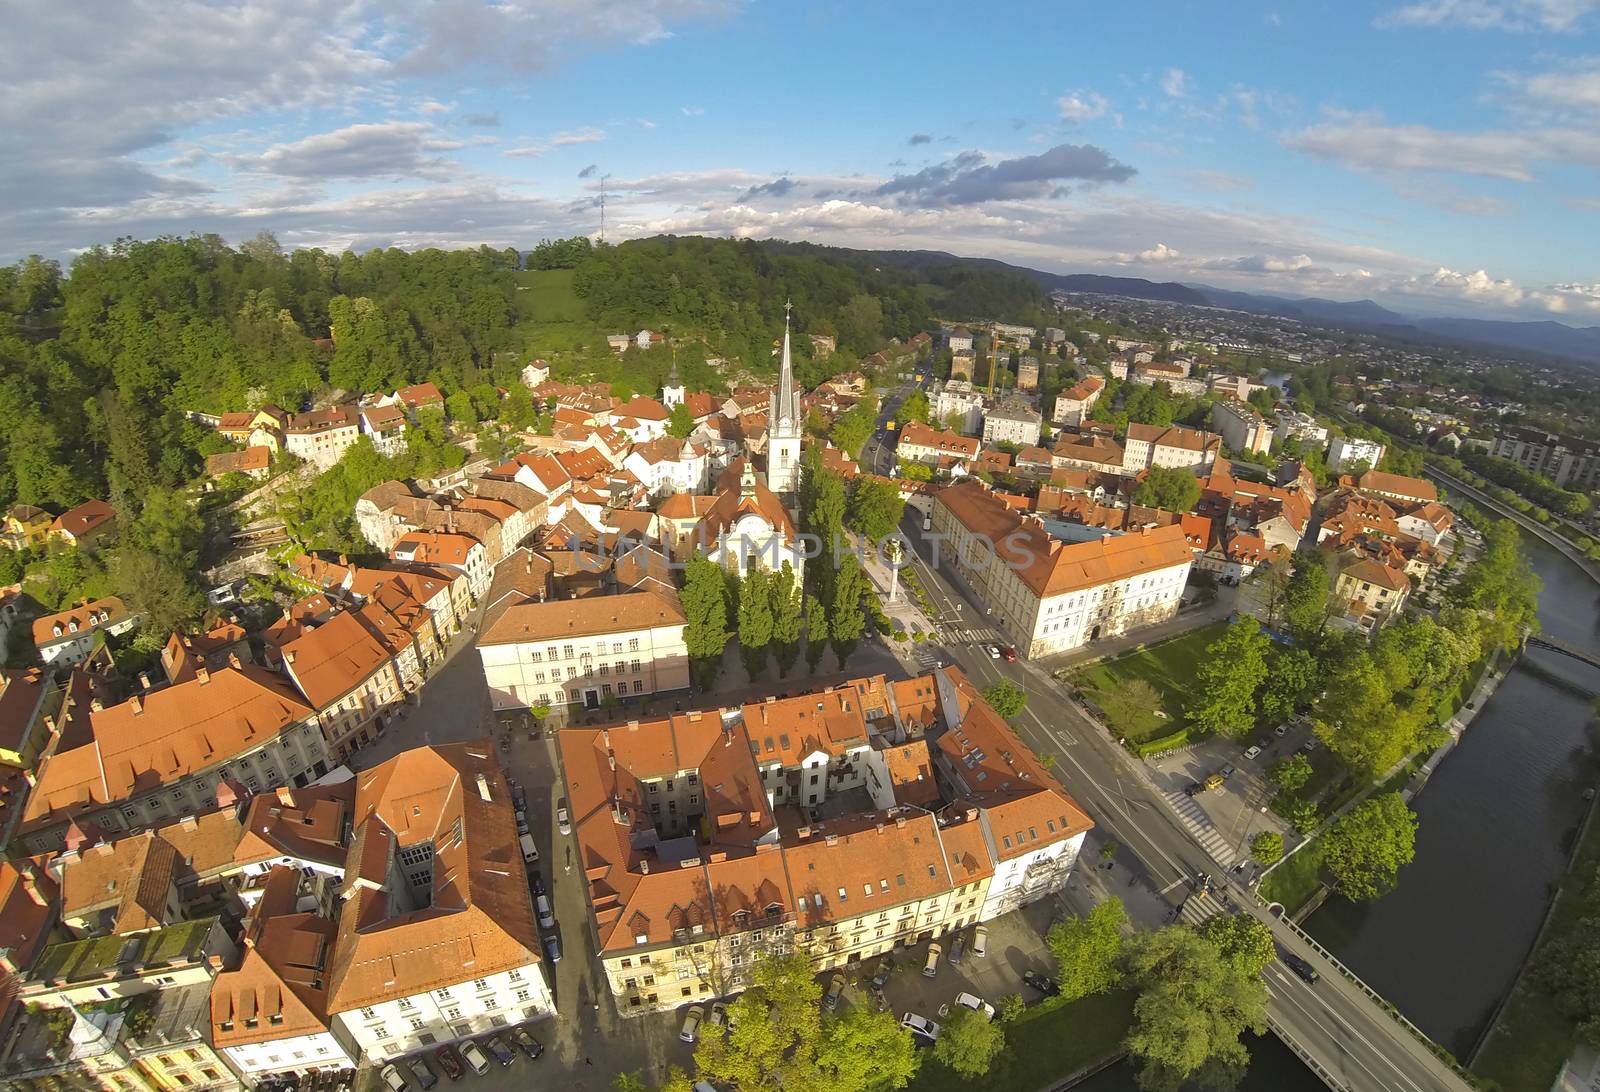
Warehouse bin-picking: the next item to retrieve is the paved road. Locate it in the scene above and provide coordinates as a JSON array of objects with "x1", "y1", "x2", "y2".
[{"x1": 896, "y1": 515, "x2": 1473, "y2": 1092}]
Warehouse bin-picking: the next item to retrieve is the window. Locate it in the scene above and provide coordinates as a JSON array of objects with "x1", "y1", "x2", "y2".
[
  {"x1": 515, "y1": 988, "x2": 531, "y2": 1002},
  {"x1": 634, "y1": 680, "x2": 644, "y2": 693},
  {"x1": 629, "y1": 638, "x2": 640, "y2": 652},
  {"x1": 360, "y1": 1007, "x2": 377, "y2": 1020},
  {"x1": 564, "y1": 645, "x2": 574, "y2": 659},
  {"x1": 474, "y1": 978, "x2": 490, "y2": 991}
]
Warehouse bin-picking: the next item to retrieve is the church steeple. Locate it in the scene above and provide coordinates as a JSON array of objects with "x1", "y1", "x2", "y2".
[
  {"x1": 775, "y1": 299, "x2": 799, "y2": 429},
  {"x1": 766, "y1": 298, "x2": 803, "y2": 496}
]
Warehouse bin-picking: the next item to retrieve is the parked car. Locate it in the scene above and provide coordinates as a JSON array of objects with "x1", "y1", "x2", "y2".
[
  {"x1": 708, "y1": 1002, "x2": 729, "y2": 1032},
  {"x1": 1023, "y1": 969, "x2": 1060, "y2": 996},
  {"x1": 543, "y1": 933, "x2": 562, "y2": 963},
  {"x1": 458, "y1": 1040, "x2": 492, "y2": 1077},
  {"x1": 1001, "y1": 646, "x2": 1017, "y2": 662},
  {"x1": 900, "y1": 1012, "x2": 941, "y2": 1043},
  {"x1": 1274, "y1": 723, "x2": 1289, "y2": 737},
  {"x1": 1300, "y1": 739, "x2": 1317, "y2": 754},
  {"x1": 510, "y1": 782, "x2": 528, "y2": 812},
  {"x1": 520, "y1": 832, "x2": 540, "y2": 864},
  {"x1": 1243, "y1": 745, "x2": 1262, "y2": 761},
  {"x1": 971, "y1": 925, "x2": 988, "y2": 958},
  {"x1": 948, "y1": 933, "x2": 965, "y2": 965},
  {"x1": 433, "y1": 1046, "x2": 464, "y2": 1081},
  {"x1": 680, "y1": 1004, "x2": 705, "y2": 1044},
  {"x1": 922, "y1": 942, "x2": 942, "y2": 977},
  {"x1": 535, "y1": 894, "x2": 555, "y2": 929},
  {"x1": 509, "y1": 1027, "x2": 544, "y2": 1059},
  {"x1": 954, "y1": 992, "x2": 996, "y2": 1019},
  {"x1": 484, "y1": 1036, "x2": 515, "y2": 1067},
  {"x1": 556, "y1": 798, "x2": 572, "y2": 835},
  {"x1": 406, "y1": 1058, "x2": 438, "y2": 1090},
  {"x1": 823, "y1": 973, "x2": 845, "y2": 1012},
  {"x1": 529, "y1": 869, "x2": 545, "y2": 896},
  {"x1": 380, "y1": 1065, "x2": 408, "y2": 1092},
  {"x1": 1219, "y1": 764, "x2": 1236, "y2": 779},
  {"x1": 870, "y1": 957, "x2": 893, "y2": 990},
  {"x1": 516, "y1": 810, "x2": 530, "y2": 837},
  {"x1": 985, "y1": 644, "x2": 1002, "y2": 660},
  {"x1": 1281, "y1": 951, "x2": 1320, "y2": 985}
]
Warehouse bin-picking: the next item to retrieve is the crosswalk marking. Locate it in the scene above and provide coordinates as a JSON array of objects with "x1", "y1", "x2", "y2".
[
  {"x1": 1178, "y1": 891, "x2": 1226, "y2": 925},
  {"x1": 1162, "y1": 791, "x2": 1241, "y2": 868},
  {"x1": 939, "y1": 625, "x2": 1003, "y2": 644}
]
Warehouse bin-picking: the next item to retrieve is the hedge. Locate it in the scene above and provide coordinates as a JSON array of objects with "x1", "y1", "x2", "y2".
[{"x1": 1132, "y1": 727, "x2": 1190, "y2": 757}]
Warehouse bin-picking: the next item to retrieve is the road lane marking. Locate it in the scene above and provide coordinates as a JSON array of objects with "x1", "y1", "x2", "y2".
[{"x1": 1265, "y1": 967, "x2": 1428, "y2": 1092}]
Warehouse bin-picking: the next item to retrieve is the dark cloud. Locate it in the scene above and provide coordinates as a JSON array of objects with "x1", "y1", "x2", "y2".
[
  {"x1": 578, "y1": 164, "x2": 599, "y2": 178},
  {"x1": 874, "y1": 143, "x2": 1137, "y2": 206},
  {"x1": 908, "y1": 133, "x2": 933, "y2": 145},
  {"x1": 737, "y1": 177, "x2": 797, "y2": 202},
  {"x1": 462, "y1": 112, "x2": 501, "y2": 127}
]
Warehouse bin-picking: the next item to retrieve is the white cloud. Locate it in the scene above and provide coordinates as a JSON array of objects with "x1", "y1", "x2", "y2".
[
  {"x1": 1190, "y1": 169, "x2": 1254, "y2": 192},
  {"x1": 681, "y1": 105, "x2": 705, "y2": 117},
  {"x1": 1502, "y1": 56, "x2": 1600, "y2": 115},
  {"x1": 1160, "y1": 67, "x2": 1189, "y2": 97},
  {"x1": 1376, "y1": 0, "x2": 1599, "y2": 31},
  {"x1": 229, "y1": 121, "x2": 464, "y2": 179},
  {"x1": 1111, "y1": 242, "x2": 1181, "y2": 263},
  {"x1": 1285, "y1": 116, "x2": 1600, "y2": 179},
  {"x1": 1057, "y1": 91, "x2": 1109, "y2": 122},
  {"x1": 550, "y1": 127, "x2": 608, "y2": 146}
]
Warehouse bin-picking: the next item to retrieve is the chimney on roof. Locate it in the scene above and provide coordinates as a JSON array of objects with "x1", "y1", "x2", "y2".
[
  {"x1": 90, "y1": 698, "x2": 103, "y2": 713},
  {"x1": 339, "y1": 554, "x2": 348, "y2": 566},
  {"x1": 207, "y1": 954, "x2": 224, "y2": 971},
  {"x1": 138, "y1": 672, "x2": 152, "y2": 691},
  {"x1": 825, "y1": 834, "x2": 839, "y2": 846},
  {"x1": 475, "y1": 774, "x2": 492, "y2": 802},
  {"x1": 284, "y1": 652, "x2": 295, "y2": 665},
  {"x1": 128, "y1": 694, "x2": 142, "y2": 716},
  {"x1": 276, "y1": 786, "x2": 294, "y2": 807},
  {"x1": 895, "y1": 816, "x2": 907, "y2": 828},
  {"x1": 19, "y1": 869, "x2": 47, "y2": 907},
  {"x1": 639, "y1": 858, "x2": 649, "y2": 875},
  {"x1": 195, "y1": 666, "x2": 210, "y2": 685},
  {"x1": 180, "y1": 814, "x2": 198, "y2": 831},
  {"x1": 228, "y1": 652, "x2": 242, "y2": 670}
]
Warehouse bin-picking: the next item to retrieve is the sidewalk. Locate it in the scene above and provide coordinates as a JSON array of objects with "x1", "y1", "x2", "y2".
[{"x1": 1038, "y1": 591, "x2": 1236, "y2": 675}]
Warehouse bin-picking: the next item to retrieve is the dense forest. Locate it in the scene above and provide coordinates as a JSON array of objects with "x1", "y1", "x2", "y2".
[{"x1": 0, "y1": 235, "x2": 522, "y2": 516}]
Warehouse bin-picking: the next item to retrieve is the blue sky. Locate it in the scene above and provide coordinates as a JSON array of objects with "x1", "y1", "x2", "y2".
[{"x1": 4, "y1": 0, "x2": 1599, "y2": 321}]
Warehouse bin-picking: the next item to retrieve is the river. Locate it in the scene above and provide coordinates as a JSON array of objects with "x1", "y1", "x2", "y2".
[{"x1": 1078, "y1": 530, "x2": 1600, "y2": 1090}]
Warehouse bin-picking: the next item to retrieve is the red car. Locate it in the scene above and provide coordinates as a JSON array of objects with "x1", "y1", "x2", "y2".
[
  {"x1": 1001, "y1": 646, "x2": 1017, "y2": 662},
  {"x1": 433, "y1": 1045, "x2": 464, "y2": 1082}
]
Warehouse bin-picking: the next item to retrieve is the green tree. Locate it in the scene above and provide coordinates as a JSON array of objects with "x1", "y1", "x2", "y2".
[
  {"x1": 899, "y1": 461, "x2": 932, "y2": 482},
  {"x1": 770, "y1": 562, "x2": 803, "y2": 676},
  {"x1": 1268, "y1": 754, "x2": 1312, "y2": 795},
  {"x1": 612, "y1": 1073, "x2": 648, "y2": 1092},
  {"x1": 1046, "y1": 897, "x2": 1128, "y2": 1001},
  {"x1": 829, "y1": 554, "x2": 868, "y2": 665},
  {"x1": 695, "y1": 951, "x2": 916, "y2": 1092},
  {"x1": 1315, "y1": 653, "x2": 1426, "y2": 780},
  {"x1": 1185, "y1": 618, "x2": 1269, "y2": 738},
  {"x1": 1131, "y1": 466, "x2": 1201, "y2": 512},
  {"x1": 738, "y1": 569, "x2": 775, "y2": 678},
  {"x1": 1198, "y1": 915, "x2": 1276, "y2": 977},
  {"x1": 832, "y1": 401, "x2": 878, "y2": 461},
  {"x1": 817, "y1": 1005, "x2": 922, "y2": 1092},
  {"x1": 445, "y1": 390, "x2": 477, "y2": 428},
  {"x1": 805, "y1": 596, "x2": 830, "y2": 673},
  {"x1": 1454, "y1": 518, "x2": 1540, "y2": 651},
  {"x1": 899, "y1": 389, "x2": 931, "y2": 424},
  {"x1": 1250, "y1": 830, "x2": 1284, "y2": 864},
  {"x1": 1282, "y1": 552, "x2": 1332, "y2": 640},
  {"x1": 683, "y1": 554, "x2": 732, "y2": 689},
  {"x1": 667, "y1": 402, "x2": 695, "y2": 438},
  {"x1": 1322, "y1": 792, "x2": 1418, "y2": 901},
  {"x1": 1098, "y1": 678, "x2": 1163, "y2": 737},
  {"x1": 932, "y1": 1006, "x2": 1005, "y2": 1078},
  {"x1": 1259, "y1": 648, "x2": 1317, "y2": 723},
  {"x1": 1123, "y1": 925, "x2": 1269, "y2": 1092},
  {"x1": 112, "y1": 548, "x2": 205, "y2": 639},
  {"x1": 982, "y1": 678, "x2": 1028, "y2": 719},
  {"x1": 847, "y1": 476, "x2": 905, "y2": 543}
]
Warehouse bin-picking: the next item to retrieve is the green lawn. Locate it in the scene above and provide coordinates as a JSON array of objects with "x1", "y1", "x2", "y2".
[
  {"x1": 1472, "y1": 801, "x2": 1600, "y2": 1092},
  {"x1": 514, "y1": 268, "x2": 584, "y2": 323},
  {"x1": 1073, "y1": 622, "x2": 1230, "y2": 742},
  {"x1": 1259, "y1": 842, "x2": 1327, "y2": 915},
  {"x1": 907, "y1": 988, "x2": 1135, "y2": 1092}
]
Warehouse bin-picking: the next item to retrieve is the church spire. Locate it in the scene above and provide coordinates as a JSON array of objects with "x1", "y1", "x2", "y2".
[{"x1": 776, "y1": 298, "x2": 797, "y2": 428}]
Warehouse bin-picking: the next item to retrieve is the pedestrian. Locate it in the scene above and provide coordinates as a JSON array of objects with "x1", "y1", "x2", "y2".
[{"x1": 585, "y1": 1057, "x2": 593, "y2": 1067}]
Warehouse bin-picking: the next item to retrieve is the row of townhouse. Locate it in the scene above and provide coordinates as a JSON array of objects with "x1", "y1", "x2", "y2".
[
  {"x1": 2, "y1": 499, "x2": 119, "y2": 552},
  {"x1": 0, "y1": 743, "x2": 553, "y2": 1088},
  {"x1": 1049, "y1": 423, "x2": 1220, "y2": 478},
  {"x1": 557, "y1": 667, "x2": 1092, "y2": 1016}
]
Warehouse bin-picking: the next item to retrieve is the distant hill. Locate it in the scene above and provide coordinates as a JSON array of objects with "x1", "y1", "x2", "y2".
[
  {"x1": 1042, "y1": 274, "x2": 1210, "y2": 306},
  {"x1": 1411, "y1": 317, "x2": 1600, "y2": 361}
]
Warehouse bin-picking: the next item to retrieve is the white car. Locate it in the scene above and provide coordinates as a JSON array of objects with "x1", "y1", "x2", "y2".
[
  {"x1": 901, "y1": 1012, "x2": 941, "y2": 1041},
  {"x1": 458, "y1": 1040, "x2": 492, "y2": 1077},
  {"x1": 380, "y1": 1065, "x2": 408, "y2": 1092},
  {"x1": 954, "y1": 992, "x2": 996, "y2": 1020},
  {"x1": 535, "y1": 894, "x2": 555, "y2": 929},
  {"x1": 680, "y1": 1004, "x2": 705, "y2": 1044},
  {"x1": 1243, "y1": 745, "x2": 1262, "y2": 761},
  {"x1": 986, "y1": 644, "x2": 1003, "y2": 659},
  {"x1": 556, "y1": 799, "x2": 572, "y2": 836},
  {"x1": 971, "y1": 925, "x2": 988, "y2": 959}
]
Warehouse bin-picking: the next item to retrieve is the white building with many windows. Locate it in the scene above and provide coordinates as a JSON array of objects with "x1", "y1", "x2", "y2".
[
  {"x1": 931, "y1": 479, "x2": 1193, "y2": 659},
  {"x1": 476, "y1": 589, "x2": 689, "y2": 712}
]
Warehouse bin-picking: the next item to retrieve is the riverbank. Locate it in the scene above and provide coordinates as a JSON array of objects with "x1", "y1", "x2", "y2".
[
  {"x1": 1426, "y1": 465, "x2": 1600, "y2": 586},
  {"x1": 1470, "y1": 750, "x2": 1600, "y2": 1092}
]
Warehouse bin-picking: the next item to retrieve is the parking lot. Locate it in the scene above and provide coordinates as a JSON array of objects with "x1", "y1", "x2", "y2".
[{"x1": 1146, "y1": 720, "x2": 1309, "y2": 870}]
